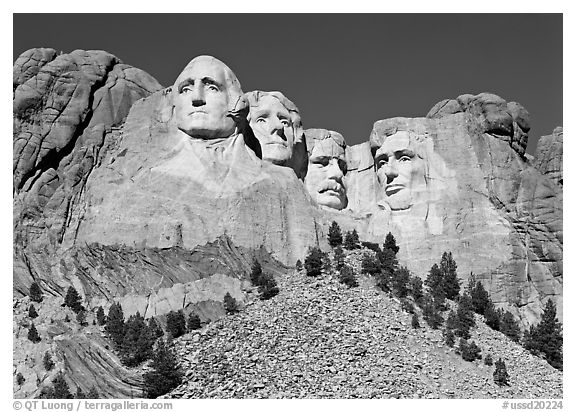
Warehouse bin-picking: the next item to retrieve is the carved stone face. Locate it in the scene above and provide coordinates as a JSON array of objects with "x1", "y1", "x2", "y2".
[
  {"x1": 173, "y1": 57, "x2": 236, "y2": 139},
  {"x1": 374, "y1": 131, "x2": 426, "y2": 211},
  {"x1": 249, "y1": 95, "x2": 295, "y2": 165},
  {"x1": 305, "y1": 136, "x2": 347, "y2": 210}
]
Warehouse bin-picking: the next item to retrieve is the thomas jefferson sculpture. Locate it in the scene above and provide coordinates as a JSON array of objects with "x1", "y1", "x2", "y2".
[{"x1": 246, "y1": 91, "x2": 307, "y2": 179}]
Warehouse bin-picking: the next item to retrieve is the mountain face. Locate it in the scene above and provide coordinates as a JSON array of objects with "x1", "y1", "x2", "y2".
[{"x1": 13, "y1": 49, "x2": 562, "y2": 397}]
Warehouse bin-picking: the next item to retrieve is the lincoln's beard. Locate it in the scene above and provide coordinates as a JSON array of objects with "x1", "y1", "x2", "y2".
[{"x1": 382, "y1": 189, "x2": 413, "y2": 211}]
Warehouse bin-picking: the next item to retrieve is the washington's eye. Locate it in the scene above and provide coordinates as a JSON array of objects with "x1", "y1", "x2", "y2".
[
  {"x1": 181, "y1": 85, "x2": 193, "y2": 93},
  {"x1": 256, "y1": 117, "x2": 267, "y2": 123},
  {"x1": 207, "y1": 84, "x2": 220, "y2": 92}
]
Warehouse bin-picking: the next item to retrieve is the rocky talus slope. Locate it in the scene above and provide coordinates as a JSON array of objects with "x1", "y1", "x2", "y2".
[{"x1": 164, "y1": 267, "x2": 562, "y2": 399}]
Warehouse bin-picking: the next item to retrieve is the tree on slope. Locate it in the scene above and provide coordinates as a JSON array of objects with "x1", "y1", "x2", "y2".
[
  {"x1": 143, "y1": 339, "x2": 183, "y2": 398},
  {"x1": 523, "y1": 299, "x2": 563, "y2": 370},
  {"x1": 328, "y1": 221, "x2": 343, "y2": 247}
]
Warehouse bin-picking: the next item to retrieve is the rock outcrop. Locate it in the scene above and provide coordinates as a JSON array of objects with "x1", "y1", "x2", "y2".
[
  {"x1": 13, "y1": 49, "x2": 562, "y2": 397},
  {"x1": 533, "y1": 127, "x2": 563, "y2": 186}
]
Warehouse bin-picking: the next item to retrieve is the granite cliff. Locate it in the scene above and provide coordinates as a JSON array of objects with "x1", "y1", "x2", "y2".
[{"x1": 13, "y1": 48, "x2": 562, "y2": 397}]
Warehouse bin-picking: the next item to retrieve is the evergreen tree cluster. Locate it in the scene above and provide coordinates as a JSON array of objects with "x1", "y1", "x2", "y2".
[
  {"x1": 250, "y1": 258, "x2": 279, "y2": 300},
  {"x1": 36, "y1": 372, "x2": 99, "y2": 399},
  {"x1": 327, "y1": 221, "x2": 343, "y2": 247},
  {"x1": 166, "y1": 310, "x2": 187, "y2": 339},
  {"x1": 304, "y1": 246, "x2": 325, "y2": 277},
  {"x1": 523, "y1": 300, "x2": 563, "y2": 370},
  {"x1": 143, "y1": 339, "x2": 183, "y2": 398},
  {"x1": 424, "y1": 252, "x2": 460, "y2": 305},
  {"x1": 224, "y1": 292, "x2": 239, "y2": 314},
  {"x1": 29, "y1": 282, "x2": 43, "y2": 303},
  {"x1": 458, "y1": 338, "x2": 482, "y2": 362},
  {"x1": 64, "y1": 286, "x2": 85, "y2": 314},
  {"x1": 465, "y1": 275, "x2": 522, "y2": 343},
  {"x1": 338, "y1": 264, "x2": 358, "y2": 288},
  {"x1": 343, "y1": 229, "x2": 360, "y2": 250},
  {"x1": 104, "y1": 302, "x2": 160, "y2": 367}
]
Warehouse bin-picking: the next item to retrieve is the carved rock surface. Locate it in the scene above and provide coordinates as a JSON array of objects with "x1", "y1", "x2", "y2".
[
  {"x1": 343, "y1": 106, "x2": 561, "y2": 325},
  {"x1": 533, "y1": 127, "x2": 563, "y2": 186},
  {"x1": 73, "y1": 91, "x2": 321, "y2": 264}
]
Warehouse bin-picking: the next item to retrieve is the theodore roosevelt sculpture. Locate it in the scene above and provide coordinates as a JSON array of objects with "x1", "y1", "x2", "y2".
[
  {"x1": 304, "y1": 129, "x2": 348, "y2": 210},
  {"x1": 246, "y1": 91, "x2": 307, "y2": 179}
]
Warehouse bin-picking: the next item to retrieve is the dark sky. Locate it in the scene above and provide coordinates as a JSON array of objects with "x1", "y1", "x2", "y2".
[{"x1": 13, "y1": 14, "x2": 562, "y2": 154}]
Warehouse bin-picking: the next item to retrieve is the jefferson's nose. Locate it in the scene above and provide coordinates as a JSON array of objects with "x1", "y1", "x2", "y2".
[{"x1": 269, "y1": 117, "x2": 286, "y2": 138}]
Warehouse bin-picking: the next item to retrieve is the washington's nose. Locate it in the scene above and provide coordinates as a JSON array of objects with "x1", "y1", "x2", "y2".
[{"x1": 191, "y1": 85, "x2": 205, "y2": 106}]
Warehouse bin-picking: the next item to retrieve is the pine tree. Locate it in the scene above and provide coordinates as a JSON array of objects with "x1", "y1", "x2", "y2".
[
  {"x1": 343, "y1": 229, "x2": 360, "y2": 250},
  {"x1": 461, "y1": 340, "x2": 482, "y2": 361},
  {"x1": 224, "y1": 293, "x2": 239, "y2": 314},
  {"x1": 500, "y1": 310, "x2": 522, "y2": 343},
  {"x1": 250, "y1": 258, "x2": 263, "y2": 286},
  {"x1": 105, "y1": 302, "x2": 125, "y2": 347},
  {"x1": 75, "y1": 387, "x2": 86, "y2": 399},
  {"x1": 87, "y1": 387, "x2": 99, "y2": 399},
  {"x1": 76, "y1": 310, "x2": 87, "y2": 326},
  {"x1": 469, "y1": 277, "x2": 491, "y2": 315},
  {"x1": 484, "y1": 302, "x2": 501, "y2": 331},
  {"x1": 121, "y1": 312, "x2": 155, "y2": 366},
  {"x1": 361, "y1": 254, "x2": 381, "y2": 276},
  {"x1": 30, "y1": 282, "x2": 43, "y2": 303},
  {"x1": 16, "y1": 372, "x2": 25, "y2": 386},
  {"x1": 440, "y1": 252, "x2": 460, "y2": 300},
  {"x1": 166, "y1": 310, "x2": 187, "y2": 339},
  {"x1": 409, "y1": 276, "x2": 424, "y2": 306},
  {"x1": 523, "y1": 299, "x2": 563, "y2": 370},
  {"x1": 148, "y1": 317, "x2": 164, "y2": 338},
  {"x1": 383, "y1": 232, "x2": 399, "y2": 255},
  {"x1": 328, "y1": 221, "x2": 343, "y2": 247},
  {"x1": 143, "y1": 339, "x2": 183, "y2": 398},
  {"x1": 295, "y1": 259, "x2": 303, "y2": 272},
  {"x1": 422, "y1": 295, "x2": 443, "y2": 329},
  {"x1": 28, "y1": 323, "x2": 41, "y2": 343},
  {"x1": 28, "y1": 304, "x2": 38, "y2": 319},
  {"x1": 187, "y1": 313, "x2": 202, "y2": 331},
  {"x1": 493, "y1": 358, "x2": 510, "y2": 386},
  {"x1": 444, "y1": 328, "x2": 455, "y2": 347},
  {"x1": 96, "y1": 306, "x2": 106, "y2": 326},
  {"x1": 411, "y1": 313, "x2": 420, "y2": 329},
  {"x1": 64, "y1": 286, "x2": 84, "y2": 314},
  {"x1": 51, "y1": 372, "x2": 73, "y2": 399},
  {"x1": 258, "y1": 272, "x2": 279, "y2": 300},
  {"x1": 333, "y1": 245, "x2": 345, "y2": 270},
  {"x1": 338, "y1": 264, "x2": 358, "y2": 288},
  {"x1": 43, "y1": 351, "x2": 54, "y2": 371},
  {"x1": 425, "y1": 263, "x2": 445, "y2": 304},
  {"x1": 455, "y1": 293, "x2": 475, "y2": 339},
  {"x1": 392, "y1": 266, "x2": 410, "y2": 298},
  {"x1": 304, "y1": 247, "x2": 324, "y2": 277},
  {"x1": 484, "y1": 353, "x2": 494, "y2": 366},
  {"x1": 446, "y1": 309, "x2": 458, "y2": 330}
]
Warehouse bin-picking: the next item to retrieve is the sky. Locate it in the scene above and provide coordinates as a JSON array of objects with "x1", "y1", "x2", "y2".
[{"x1": 13, "y1": 13, "x2": 562, "y2": 154}]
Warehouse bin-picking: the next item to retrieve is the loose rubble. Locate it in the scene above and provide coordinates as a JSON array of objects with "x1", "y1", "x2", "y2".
[{"x1": 164, "y1": 268, "x2": 563, "y2": 399}]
